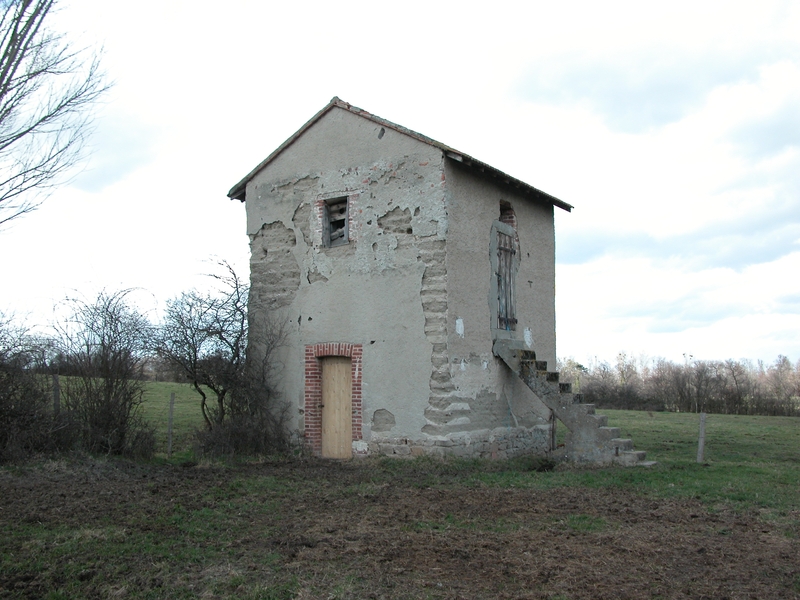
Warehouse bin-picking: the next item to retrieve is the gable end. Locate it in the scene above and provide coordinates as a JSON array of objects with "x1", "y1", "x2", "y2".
[{"x1": 227, "y1": 97, "x2": 572, "y2": 213}]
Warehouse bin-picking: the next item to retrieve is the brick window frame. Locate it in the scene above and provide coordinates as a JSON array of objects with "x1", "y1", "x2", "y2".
[
  {"x1": 499, "y1": 200, "x2": 517, "y2": 230},
  {"x1": 315, "y1": 191, "x2": 360, "y2": 248},
  {"x1": 303, "y1": 342, "x2": 363, "y2": 456}
]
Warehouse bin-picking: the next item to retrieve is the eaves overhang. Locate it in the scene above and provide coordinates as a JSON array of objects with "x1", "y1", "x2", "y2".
[
  {"x1": 442, "y1": 151, "x2": 572, "y2": 212},
  {"x1": 227, "y1": 97, "x2": 573, "y2": 213}
]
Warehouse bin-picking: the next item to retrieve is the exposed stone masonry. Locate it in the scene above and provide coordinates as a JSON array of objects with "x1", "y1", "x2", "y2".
[
  {"x1": 249, "y1": 221, "x2": 300, "y2": 310},
  {"x1": 377, "y1": 206, "x2": 414, "y2": 236},
  {"x1": 367, "y1": 425, "x2": 551, "y2": 459}
]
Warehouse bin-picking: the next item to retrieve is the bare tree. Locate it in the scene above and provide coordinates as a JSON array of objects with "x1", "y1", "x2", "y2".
[
  {"x1": 157, "y1": 261, "x2": 289, "y2": 454},
  {"x1": 158, "y1": 262, "x2": 248, "y2": 430},
  {"x1": 572, "y1": 352, "x2": 799, "y2": 417},
  {"x1": 0, "y1": 0, "x2": 108, "y2": 226},
  {"x1": 557, "y1": 357, "x2": 588, "y2": 393},
  {"x1": 765, "y1": 355, "x2": 798, "y2": 414}
]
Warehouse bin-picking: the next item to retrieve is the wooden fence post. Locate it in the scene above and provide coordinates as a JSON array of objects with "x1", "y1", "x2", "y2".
[
  {"x1": 697, "y1": 412, "x2": 707, "y2": 463},
  {"x1": 168, "y1": 392, "x2": 175, "y2": 458},
  {"x1": 52, "y1": 374, "x2": 60, "y2": 415}
]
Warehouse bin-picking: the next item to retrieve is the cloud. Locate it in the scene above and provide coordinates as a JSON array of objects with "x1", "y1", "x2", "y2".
[
  {"x1": 776, "y1": 293, "x2": 800, "y2": 311},
  {"x1": 560, "y1": 217, "x2": 800, "y2": 270},
  {"x1": 643, "y1": 303, "x2": 744, "y2": 333},
  {"x1": 559, "y1": 167, "x2": 800, "y2": 271},
  {"x1": 517, "y1": 50, "x2": 776, "y2": 133},
  {"x1": 729, "y1": 101, "x2": 800, "y2": 159},
  {"x1": 71, "y1": 112, "x2": 158, "y2": 193},
  {"x1": 630, "y1": 274, "x2": 800, "y2": 336}
]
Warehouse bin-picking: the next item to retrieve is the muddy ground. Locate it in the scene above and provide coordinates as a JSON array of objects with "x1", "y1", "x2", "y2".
[{"x1": 1, "y1": 458, "x2": 798, "y2": 599}]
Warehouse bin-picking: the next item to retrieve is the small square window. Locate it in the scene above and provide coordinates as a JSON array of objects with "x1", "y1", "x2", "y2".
[{"x1": 324, "y1": 197, "x2": 349, "y2": 247}]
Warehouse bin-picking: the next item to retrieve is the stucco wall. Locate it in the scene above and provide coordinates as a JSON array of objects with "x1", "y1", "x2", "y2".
[
  {"x1": 245, "y1": 107, "x2": 448, "y2": 447},
  {"x1": 243, "y1": 106, "x2": 556, "y2": 457},
  {"x1": 428, "y1": 160, "x2": 556, "y2": 436},
  {"x1": 443, "y1": 161, "x2": 557, "y2": 361}
]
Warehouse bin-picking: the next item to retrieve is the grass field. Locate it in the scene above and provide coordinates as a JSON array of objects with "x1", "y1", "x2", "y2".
[
  {"x1": 545, "y1": 409, "x2": 800, "y2": 513},
  {"x1": 135, "y1": 385, "x2": 800, "y2": 534},
  {"x1": 1, "y1": 395, "x2": 798, "y2": 598},
  {"x1": 140, "y1": 381, "x2": 207, "y2": 458},
  {"x1": 139, "y1": 383, "x2": 800, "y2": 511},
  {"x1": 137, "y1": 384, "x2": 800, "y2": 514}
]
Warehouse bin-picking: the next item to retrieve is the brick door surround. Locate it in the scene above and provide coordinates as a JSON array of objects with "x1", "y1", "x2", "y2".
[{"x1": 304, "y1": 342, "x2": 363, "y2": 456}]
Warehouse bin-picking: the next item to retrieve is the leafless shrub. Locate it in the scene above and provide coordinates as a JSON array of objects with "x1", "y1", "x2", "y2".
[
  {"x1": 0, "y1": 313, "x2": 71, "y2": 461},
  {"x1": 54, "y1": 290, "x2": 155, "y2": 458}
]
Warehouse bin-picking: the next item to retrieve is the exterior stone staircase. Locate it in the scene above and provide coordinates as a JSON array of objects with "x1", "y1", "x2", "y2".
[{"x1": 493, "y1": 339, "x2": 656, "y2": 466}]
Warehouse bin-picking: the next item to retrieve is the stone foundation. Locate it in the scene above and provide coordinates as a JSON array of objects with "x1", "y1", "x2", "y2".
[{"x1": 367, "y1": 424, "x2": 552, "y2": 459}]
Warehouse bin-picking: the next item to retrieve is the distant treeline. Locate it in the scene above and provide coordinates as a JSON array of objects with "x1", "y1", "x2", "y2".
[{"x1": 559, "y1": 354, "x2": 800, "y2": 417}]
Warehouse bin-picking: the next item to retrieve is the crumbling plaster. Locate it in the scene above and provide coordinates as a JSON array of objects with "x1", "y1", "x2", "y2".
[
  {"x1": 243, "y1": 105, "x2": 557, "y2": 456},
  {"x1": 245, "y1": 107, "x2": 449, "y2": 440}
]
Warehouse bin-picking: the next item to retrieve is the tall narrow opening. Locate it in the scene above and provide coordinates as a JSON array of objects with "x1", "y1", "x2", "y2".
[
  {"x1": 495, "y1": 202, "x2": 518, "y2": 331},
  {"x1": 304, "y1": 343, "x2": 363, "y2": 457},
  {"x1": 497, "y1": 230, "x2": 516, "y2": 331},
  {"x1": 321, "y1": 356, "x2": 352, "y2": 458}
]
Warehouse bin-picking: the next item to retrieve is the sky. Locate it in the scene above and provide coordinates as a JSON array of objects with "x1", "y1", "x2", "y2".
[{"x1": 0, "y1": 0, "x2": 798, "y2": 366}]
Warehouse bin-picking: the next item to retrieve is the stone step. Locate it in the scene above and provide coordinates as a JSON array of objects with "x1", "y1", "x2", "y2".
[
  {"x1": 614, "y1": 450, "x2": 647, "y2": 466},
  {"x1": 598, "y1": 425, "x2": 620, "y2": 439},
  {"x1": 555, "y1": 403, "x2": 603, "y2": 429},
  {"x1": 553, "y1": 402, "x2": 589, "y2": 420},
  {"x1": 610, "y1": 438, "x2": 634, "y2": 452},
  {"x1": 557, "y1": 403, "x2": 594, "y2": 418},
  {"x1": 492, "y1": 339, "x2": 650, "y2": 465},
  {"x1": 592, "y1": 414, "x2": 609, "y2": 427}
]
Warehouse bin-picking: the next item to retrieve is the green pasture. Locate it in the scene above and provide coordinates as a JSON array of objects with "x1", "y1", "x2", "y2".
[
  {"x1": 140, "y1": 381, "x2": 207, "y2": 458},
  {"x1": 137, "y1": 383, "x2": 800, "y2": 517},
  {"x1": 476, "y1": 409, "x2": 800, "y2": 515}
]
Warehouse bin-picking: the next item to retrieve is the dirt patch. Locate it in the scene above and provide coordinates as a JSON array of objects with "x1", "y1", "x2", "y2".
[{"x1": 1, "y1": 458, "x2": 798, "y2": 599}]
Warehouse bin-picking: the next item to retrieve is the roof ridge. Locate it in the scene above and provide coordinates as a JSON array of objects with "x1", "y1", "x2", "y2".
[{"x1": 227, "y1": 98, "x2": 572, "y2": 213}]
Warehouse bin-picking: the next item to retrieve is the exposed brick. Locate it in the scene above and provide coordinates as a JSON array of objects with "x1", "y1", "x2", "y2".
[{"x1": 304, "y1": 342, "x2": 363, "y2": 457}]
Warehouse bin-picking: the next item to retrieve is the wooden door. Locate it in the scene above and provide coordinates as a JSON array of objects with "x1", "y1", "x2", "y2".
[
  {"x1": 321, "y1": 356, "x2": 352, "y2": 458},
  {"x1": 496, "y1": 230, "x2": 516, "y2": 330}
]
